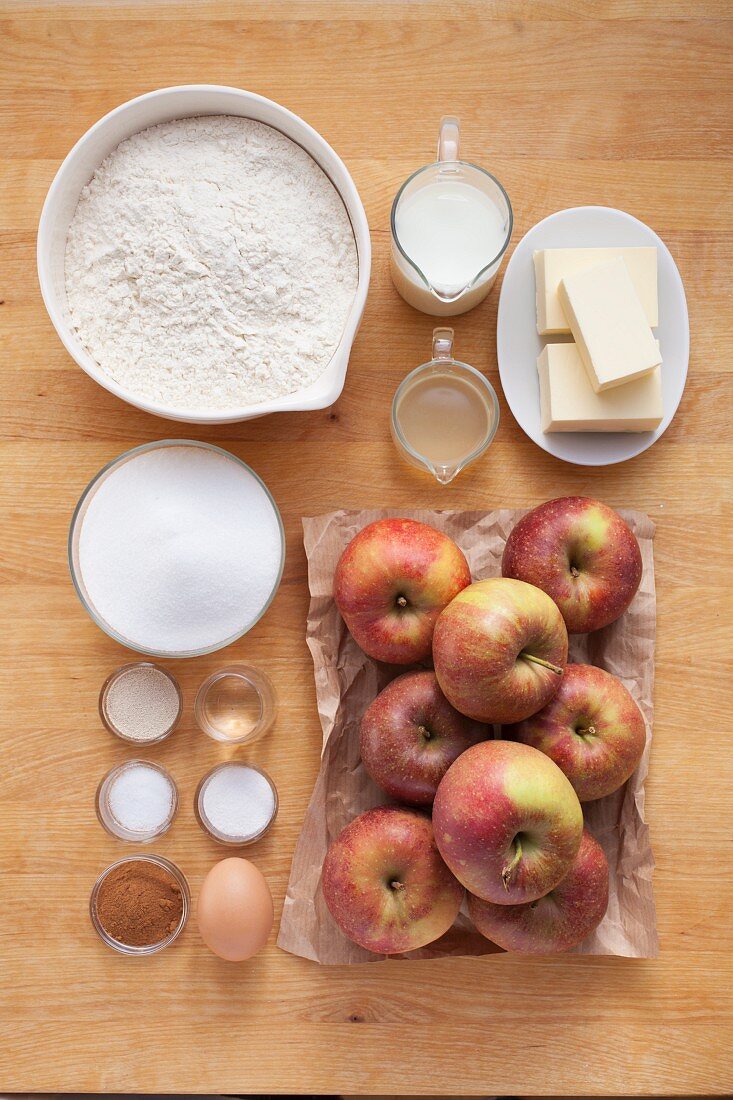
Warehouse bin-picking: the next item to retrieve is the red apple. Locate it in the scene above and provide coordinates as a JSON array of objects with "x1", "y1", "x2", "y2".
[
  {"x1": 360, "y1": 671, "x2": 488, "y2": 806},
  {"x1": 321, "y1": 806, "x2": 463, "y2": 954},
  {"x1": 467, "y1": 828, "x2": 609, "y2": 953},
  {"x1": 433, "y1": 740, "x2": 583, "y2": 904},
  {"x1": 433, "y1": 577, "x2": 568, "y2": 724},
  {"x1": 501, "y1": 496, "x2": 642, "y2": 634},
  {"x1": 505, "y1": 663, "x2": 646, "y2": 801},
  {"x1": 334, "y1": 518, "x2": 471, "y2": 665}
]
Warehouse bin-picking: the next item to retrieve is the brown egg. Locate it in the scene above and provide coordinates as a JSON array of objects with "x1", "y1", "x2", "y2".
[{"x1": 197, "y1": 857, "x2": 274, "y2": 961}]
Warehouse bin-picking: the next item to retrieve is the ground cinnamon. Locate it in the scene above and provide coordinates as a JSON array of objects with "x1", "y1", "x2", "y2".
[{"x1": 95, "y1": 859, "x2": 183, "y2": 947}]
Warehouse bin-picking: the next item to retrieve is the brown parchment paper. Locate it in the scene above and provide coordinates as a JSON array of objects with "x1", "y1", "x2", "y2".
[{"x1": 277, "y1": 508, "x2": 659, "y2": 963}]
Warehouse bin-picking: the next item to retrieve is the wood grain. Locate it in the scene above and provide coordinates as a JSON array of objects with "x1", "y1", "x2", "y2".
[{"x1": 1, "y1": 1, "x2": 732, "y2": 1094}]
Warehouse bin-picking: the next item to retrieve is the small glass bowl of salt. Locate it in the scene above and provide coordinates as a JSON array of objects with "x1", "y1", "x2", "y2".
[
  {"x1": 99, "y1": 662, "x2": 182, "y2": 745},
  {"x1": 96, "y1": 759, "x2": 179, "y2": 843},
  {"x1": 195, "y1": 762, "x2": 278, "y2": 846}
]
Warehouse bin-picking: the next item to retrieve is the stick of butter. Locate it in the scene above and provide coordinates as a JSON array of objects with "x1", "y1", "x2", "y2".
[
  {"x1": 558, "y1": 257, "x2": 662, "y2": 392},
  {"x1": 534, "y1": 247, "x2": 657, "y2": 335},
  {"x1": 538, "y1": 342, "x2": 663, "y2": 433}
]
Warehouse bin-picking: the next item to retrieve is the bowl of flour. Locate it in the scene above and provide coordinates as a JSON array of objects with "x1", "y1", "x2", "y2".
[
  {"x1": 69, "y1": 441, "x2": 285, "y2": 657},
  {"x1": 38, "y1": 86, "x2": 370, "y2": 423}
]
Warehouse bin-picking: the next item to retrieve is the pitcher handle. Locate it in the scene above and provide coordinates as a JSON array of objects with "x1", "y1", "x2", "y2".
[
  {"x1": 432, "y1": 327, "x2": 455, "y2": 361},
  {"x1": 437, "y1": 116, "x2": 460, "y2": 164}
]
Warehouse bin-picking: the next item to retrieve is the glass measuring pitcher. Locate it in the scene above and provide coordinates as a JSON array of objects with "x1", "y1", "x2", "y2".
[
  {"x1": 390, "y1": 117, "x2": 513, "y2": 317},
  {"x1": 391, "y1": 328, "x2": 500, "y2": 484}
]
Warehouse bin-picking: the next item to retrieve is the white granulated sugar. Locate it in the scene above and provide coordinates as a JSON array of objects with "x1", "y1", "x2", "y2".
[
  {"x1": 64, "y1": 115, "x2": 358, "y2": 410},
  {"x1": 202, "y1": 764, "x2": 276, "y2": 841},
  {"x1": 78, "y1": 445, "x2": 282, "y2": 654},
  {"x1": 107, "y1": 763, "x2": 174, "y2": 835}
]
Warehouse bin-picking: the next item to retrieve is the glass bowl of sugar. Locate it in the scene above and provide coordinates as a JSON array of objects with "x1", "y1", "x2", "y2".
[
  {"x1": 195, "y1": 762, "x2": 279, "y2": 846},
  {"x1": 96, "y1": 760, "x2": 179, "y2": 843},
  {"x1": 68, "y1": 440, "x2": 285, "y2": 659}
]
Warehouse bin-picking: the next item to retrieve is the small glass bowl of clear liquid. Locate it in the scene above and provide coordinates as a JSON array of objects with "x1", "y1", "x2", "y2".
[
  {"x1": 391, "y1": 327, "x2": 500, "y2": 484},
  {"x1": 194, "y1": 664, "x2": 276, "y2": 746}
]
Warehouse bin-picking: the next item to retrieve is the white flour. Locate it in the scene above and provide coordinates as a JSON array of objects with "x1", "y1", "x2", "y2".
[{"x1": 64, "y1": 115, "x2": 358, "y2": 409}]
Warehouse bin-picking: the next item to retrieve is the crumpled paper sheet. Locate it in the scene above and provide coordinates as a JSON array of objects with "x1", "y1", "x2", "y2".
[{"x1": 277, "y1": 508, "x2": 659, "y2": 964}]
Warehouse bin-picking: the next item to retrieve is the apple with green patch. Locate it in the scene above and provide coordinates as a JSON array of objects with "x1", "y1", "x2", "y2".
[
  {"x1": 433, "y1": 577, "x2": 568, "y2": 725},
  {"x1": 360, "y1": 670, "x2": 488, "y2": 806},
  {"x1": 505, "y1": 663, "x2": 646, "y2": 801},
  {"x1": 433, "y1": 740, "x2": 583, "y2": 904},
  {"x1": 468, "y1": 828, "x2": 609, "y2": 953},
  {"x1": 334, "y1": 518, "x2": 471, "y2": 665},
  {"x1": 501, "y1": 496, "x2": 642, "y2": 634},
  {"x1": 321, "y1": 806, "x2": 463, "y2": 954}
]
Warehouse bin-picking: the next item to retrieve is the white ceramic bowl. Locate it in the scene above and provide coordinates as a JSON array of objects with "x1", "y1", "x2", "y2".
[{"x1": 37, "y1": 85, "x2": 371, "y2": 424}]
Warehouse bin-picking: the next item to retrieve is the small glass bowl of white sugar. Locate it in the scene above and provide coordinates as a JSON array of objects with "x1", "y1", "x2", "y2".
[
  {"x1": 195, "y1": 762, "x2": 278, "y2": 846},
  {"x1": 96, "y1": 759, "x2": 179, "y2": 843}
]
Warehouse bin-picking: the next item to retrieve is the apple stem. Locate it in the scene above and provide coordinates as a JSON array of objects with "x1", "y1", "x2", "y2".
[
  {"x1": 501, "y1": 837, "x2": 523, "y2": 890},
  {"x1": 570, "y1": 565, "x2": 580, "y2": 578},
  {"x1": 418, "y1": 725, "x2": 432, "y2": 741},
  {"x1": 390, "y1": 880, "x2": 405, "y2": 892},
  {"x1": 577, "y1": 725, "x2": 596, "y2": 737},
  {"x1": 520, "y1": 652, "x2": 564, "y2": 676},
  {"x1": 396, "y1": 595, "x2": 408, "y2": 608}
]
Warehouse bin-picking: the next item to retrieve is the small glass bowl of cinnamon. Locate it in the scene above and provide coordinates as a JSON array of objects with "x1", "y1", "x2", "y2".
[{"x1": 90, "y1": 854, "x2": 189, "y2": 955}]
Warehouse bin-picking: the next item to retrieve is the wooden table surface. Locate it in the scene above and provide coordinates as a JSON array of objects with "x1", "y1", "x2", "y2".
[{"x1": 1, "y1": 2, "x2": 732, "y2": 1095}]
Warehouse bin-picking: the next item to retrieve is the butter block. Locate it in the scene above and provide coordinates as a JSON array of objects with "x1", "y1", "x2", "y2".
[
  {"x1": 558, "y1": 257, "x2": 662, "y2": 392},
  {"x1": 538, "y1": 343, "x2": 663, "y2": 433},
  {"x1": 534, "y1": 247, "x2": 657, "y2": 335}
]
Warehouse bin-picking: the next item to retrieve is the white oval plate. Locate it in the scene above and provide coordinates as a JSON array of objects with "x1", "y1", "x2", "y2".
[{"x1": 496, "y1": 206, "x2": 689, "y2": 466}]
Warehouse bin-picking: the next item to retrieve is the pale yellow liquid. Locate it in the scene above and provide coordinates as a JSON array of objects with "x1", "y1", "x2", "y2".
[{"x1": 395, "y1": 371, "x2": 492, "y2": 466}]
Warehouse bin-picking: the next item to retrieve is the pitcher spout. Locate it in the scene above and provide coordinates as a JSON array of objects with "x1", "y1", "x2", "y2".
[{"x1": 433, "y1": 463, "x2": 461, "y2": 485}]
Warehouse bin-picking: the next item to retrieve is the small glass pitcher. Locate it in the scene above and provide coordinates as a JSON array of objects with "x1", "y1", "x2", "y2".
[
  {"x1": 391, "y1": 328, "x2": 500, "y2": 484},
  {"x1": 390, "y1": 117, "x2": 513, "y2": 317}
]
